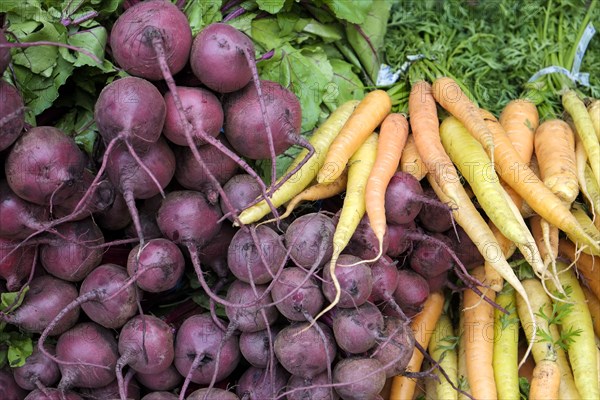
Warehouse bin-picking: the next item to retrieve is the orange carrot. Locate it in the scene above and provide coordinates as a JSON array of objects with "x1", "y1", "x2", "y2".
[
  {"x1": 409, "y1": 80, "x2": 459, "y2": 189},
  {"x1": 317, "y1": 90, "x2": 391, "y2": 184},
  {"x1": 463, "y1": 266, "x2": 497, "y2": 400},
  {"x1": 558, "y1": 238, "x2": 600, "y2": 300},
  {"x1": 366, "y1": 113, "x2": 409, "y2": 261},
  {"x1": 432, "y1": 77, "x2": 495, "y2": 160},
  {"x1": 534, "y1": 119, "x2": 579, "y2": 205},
  {"x1": 477, "y1": 109, "x2": 599, "y2": 255},
  {"x1": 499, "y1": 98, "x2": 539, "y2": 164},
  {"x1": 399, "y1": 134, "x2": 427, "y2": 180},
  {"x1": 389, "y1": 291, "x2": 444, "y2": 400},
  {"x1": 529, "y1": 344, "x2": 561, "y2": 400}
]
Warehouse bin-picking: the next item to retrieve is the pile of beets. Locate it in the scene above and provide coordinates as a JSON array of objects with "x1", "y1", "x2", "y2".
[{"x1": 0, "y1": 1, "x2": 484, "y2": 399}]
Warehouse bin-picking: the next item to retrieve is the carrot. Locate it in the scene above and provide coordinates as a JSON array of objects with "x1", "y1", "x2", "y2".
[
  {"x1": 399, "y1": 134, "x2": 427, "y2": 180},
  {"x1": 440, "y1": 116, "x2": 535, "y2": 252},
  {"x1": 562, "y1": 90, "x2": 600, "y2": 187},
  {"x1": 389, "y1": 291, "x2": 444, "y2": 400},
  {"x1": 463, "y1": 266, "x2": 497, "y2": 400},
  {"x1": 534, "y1": 119, "x2": 579, "y2": 205},
  {"x1": 528, "y1": 344, "x2": 561, "y2": 400},
  {"x1": 236, "y1": 99, "x2": 359, "y2": 225},
  {"x1": 583, "y1": 163, "x2": 600, "y2": 230},
  {"x1": 259, "y1": 169, "x2": 348, "y2": 224},
  {"x1": 366, "y1": 113, "x2": 409, "y2": 262},
  {"x1": 588, "y1": 98, "x2": 600, "y2": 139},
  {"x1": 316, "y1": 90, "x2": 391, "y2": 184},
  {"x1": 529, "y1": 214, "x2": 559, "y2": 271},
  {"x1": 456, "y1": 310, "x2": 472, "y2": 400},
  {"x1": 546, "y1": 261, "x2": 600, "y2": 399},
  {"x1": 569, "y1": 202, "x2": 600, "y2": 248},
  {"x1": 516, "y1": 278, "x2": 580, "y2": 399},
  {"x1": 313, "y1": 133, "x2": 378, "y2": 322},
  {"x1": 477, "y1": 108, "x2": 600, "y2": 255},
  {"x1": 409, "y1": 80, "x2": 460, "y2": 193},
  {"x1": 484, "y1": 222, "x2": 516, "y2": 291},
  {"x1": 429, "y1": 314, "x2": 458, "y2": 400},
  {"x1": 427, "y1": 174, "x2": 537, "y2": 366},
  {"x1": 432, "y1": 76, "x2": 495, "y2": 161},
  {"x1": 580, "y1": 284, "x2": 600, "y2": 338},
  {"x1": 558, "y1": 238, "x2": 600, "y2": 300},
  {"x1": 499, "y1": 98, "x2": 539, "y2": 164},
  {"x1": 493, "y1": 283, "x2": 520, "y2": 400}
]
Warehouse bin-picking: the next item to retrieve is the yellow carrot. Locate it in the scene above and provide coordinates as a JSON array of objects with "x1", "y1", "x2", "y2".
[
  {"x1": 429, "y1": 314, "x2": 458, "y2": 400},
  {"x1": 588, "y1": 98, "x2": 600, "y2": 139},
  {"x1": 317, "y1": 91, "x2": 390, "y2": 184},
  {"x1": 547, "y1": 262, "x2": 600, "y2": 399},
  {"x1": 580, "y1": 284, "x2": 600, "y2": 338},
  {"x1": 493, "y1": 283, "x2": 520, "y2": 400},
  {"x1": 440, "y1": 116, "x2": 530, "y2": 247},
  {"x1": 558, "y1": 238, "x2": 600, "y2": 301},
  {"x1": 260, "y1": 169, "x2": 348, "y2": 224},
  {"x1": 427, "y1": 174, "x2": 537, "y2": 368},
  {"x1": 237, "y1": 100, "x2": 359, "y2": 225},
  {"x1": 516, "y1": 279, "x2": 580, "y2": 399},
  {"x1": 313, "y1": 133, "x2": 378, "y2": 321},
  {"x1": 563, "y1": 90, "x2": 600, "y2": 187},
  {"x1": 569, "y1": 202, "x2": 600, "y2": 244}
]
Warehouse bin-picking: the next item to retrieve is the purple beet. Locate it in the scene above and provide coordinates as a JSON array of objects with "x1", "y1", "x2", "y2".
[
  {"x1": 0, "y1": 367, "x2": 28, "y2": 400},
  {"x1": 322, "y1": 254, "x2": 373, "y2": 308},
  {"x1": 0, "y1": 81, "x2": 25, "y2": 152},
  {"x1": 126, "y1": 238, "x2": 185, "y2": 293},
  {"x1": 235, "y1": 364, "x2": 289, "y2": 400},
  {"x1": 13, "y1": 344, "x2": 60, "y2": 391},
  {"x1": 0, "y1": 239, "x2": 36, "y2": 290},
  {"x1": 135, "y1": 364, "x2": 182, "y2": 392}
]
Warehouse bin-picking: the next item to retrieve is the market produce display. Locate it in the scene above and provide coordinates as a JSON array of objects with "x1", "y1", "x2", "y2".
[{"x1": 0, "y1": 1, "x2": 599, "y2": 399}]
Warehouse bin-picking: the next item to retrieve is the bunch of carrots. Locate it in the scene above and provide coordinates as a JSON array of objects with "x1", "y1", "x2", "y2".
[{"x1": 237, "y1": 73, "x2": 600, "y2": 399}]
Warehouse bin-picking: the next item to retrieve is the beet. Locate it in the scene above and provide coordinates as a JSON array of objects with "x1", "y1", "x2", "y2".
[
  {"x1": 174, "y1": 137, "x2": 239, "y2": 202},
  {"x1": 225, "y1": 280, "x2": 279, "y2": 333},
  {"x1": 286, "y1": 371, "x2": 339, "y2": 400},
  {"x1": 393, "y1": 269, "x2": 430, "y2": 317},
  {"x1": 0, "y1": 31, "x2": 11, "y2": 74},
  {"x1": 0, "y1": 239, "x2": 36, "y2": 290},
  {"x1": 384, "y1": 172, "x2": 426, "y2": 225},
  {"x1": 227, "y1": 225, "x2": 287, "y2": 284},
  {"x1": 24, "y1": 389, "x2": 82, "y2": 400},
  {"x1": 0, "y1": 81, "x2": 25, "y2": 152},
  {"x1": 5, "y1": 126, "x2": 86, "y2": 206},
  {"x1": 332, "y1": 357, "x2": 386, "y2": 400},
  {"x1": 163, "y1": 86, "x2": 223, "y2": 146},
  {"x1": 220, "y1": 174, "x2": 262, "y2": 221},
  {"x1": 333, "y1": 302, "x2": 384, "y2": 354},
  {"x1": 79, "y1": 263, "x2": 139, "y2": 329},
  {"x1": 109, "y1": 0, "x2": 192, "y2": 81},
  {"x1": 386, "y1": 221, "x2": 416, "y2": 258},
  {"x1": 271, "y1": 267, "x2": 324, "y2": 321},
  {"x1": 417, "y1": 185, "x2": 454, "y2": 232},
  {"x1": 274, "y1": 322, "x2": 337, "y2": 379},
  {"x1": 13, "y1": 344, "x2": 60, "y2": 391},
  {"x1": 55, "y1": 322, "x2": 119, "y2": 389},
  {"x1": 116, "y1": 315, "x2": 174, "y2": 399},
  {"x1": 94, "y1": 192, "x2": 132, "y2": 231},
  {"x1": 0, "y1": 367, "x2": 28, "y2": 400},
  {"x1": 187, "y1": 388, "x2": 239, "y2": 400},
  {"x1": 409, "y1": 233, "x2": 454, "y2": 279},
  {"x1": 126, "y1": 238, "x2": 185, "y2": 293},
  {"x1": 224, "y1": 80, "x2": 304, "y2": 160},
  {"x1": 40, "y1": 218, "x2": 104, "y2": 282},
  {"x1": 370, "y1": 316, "x2": 415, "y2": 378},
  {"x1": 235, "y1": 364, "x2": 289, "y2": 400},
  {"x1": 198, "y1": 223, "x2": 237, "y2": 279},
  {"x1": 368, "y1": 255, "x2": 399, "y2": 304},
  {"x1": 239, "y1": 326, "x2": 282, "y2": 368},
  {"x1": 344, "y1": 215, "x2": 390, "y2": 261},
  {"x1": 157, "y1": 190, "x2": 222, "y2": 247},
  {"x1": 190, "y1": 23, "x2": 254, "y2": 93},
  {"x1": 173, "y1": 313, "x2": 241, "y2": 385},
  {"x1": 141, "y1": 393, "x2": 179, "y2": 400},
  {"x1": 79, "y1": 378, "x2": 141, "y2": 400},
  {"x1": 135, "y1": 364, "x2": 182, "y2": 392},
  {"x1": 284, "y1": 213, "x2": 335, "y2": 269},
  {"x1": 322, "y1": 254, "x2": 373, "y2": 308},
  {"x1": 6, "y1": 275, "x2": 80, "y2": 336},
  {"x1": 0, "y1": 180, "x2": 49, "y2": 240}
]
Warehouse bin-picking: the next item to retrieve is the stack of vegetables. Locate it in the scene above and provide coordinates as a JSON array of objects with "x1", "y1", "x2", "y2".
[{"x1": 0, "y1": 1, "x2": 599, "y2": 399}]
